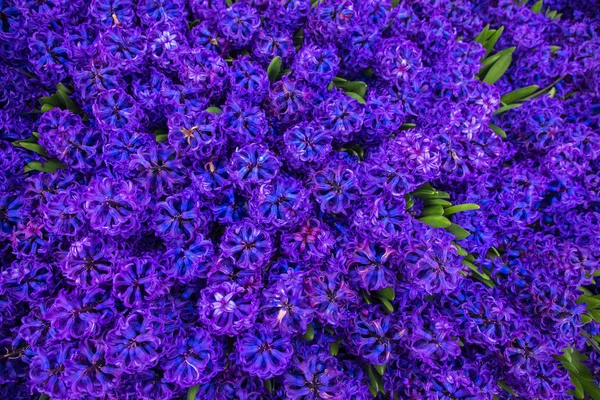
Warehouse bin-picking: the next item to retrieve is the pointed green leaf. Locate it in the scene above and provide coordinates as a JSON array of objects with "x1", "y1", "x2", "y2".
[
  {"x1": 206, "y1": 106, "x2": 222, "y2": 114},
  {"x1": 474, "y1": 24, "x2": 491, "y2": 44},
  {"x1": 293, "y1": 27, "x2": 304, "y2": 48},
  {"x1": 41, "y1": 104, "x2": 56, "y2": 112},
  {"x1": 531, "y1": 0, "x2": 543, "y2": 13},
  {"x1": 374, "y1": 364, "x2": 386, "y2": 376},
  {"x1": 453, "y1": 243, "x2": 469, "y2": 256},
  {"x1": 267, "y1": 56, "x2": 282, "y2": 82},
  {"x1": 421, "y1": 205, "x2": 445, "y2": 217},
  {"x1": 493, "y1": 103, "x2": 523, "y2": 116},
  {"x1": 424, "y1": 199, "x2": 453, "y2": 206},
  {"x1": 226, "y1": 0, "x2": 232, "y2": 6},
  {"x1": 501, "y1": 85, "x2": 539, "y2": 104},
  {"x1": 187, "y1": 385, "x2": 199, "y2": 400},
  {"x1": 345, "y1": 92, "x2": 366, "y2": 104},
  {"x1": 379, "y1": 298, "x2": 394, "y2": 313},
  {"x1": 483, "y1": 52, "x2": 513, "y2": 84},
  {"x1": 24, "y1": 159, "x2": 66, "y2": 173},
  {"x1": 498, "y1": 381, "x2": 518, "y2": 396},
  {"x1": 18, "y1": 142, "x2": 48, "y2": 157},
  {"x1": 302, "y1": 324, "x2": 314, "y2": 341},
  {"x1": 484, "y1": 26, "x2": 504, "y2": 56},
  {"x1": 330, "y1": 341, "x2": 340, "y2": 356},
  {"x1": 443, "y1": 203, "x2": 480, "y2": 216},
  {"x1": 374, "y1": 287, "x2": 395, "y2": 301},
  {"x1": 446, "y1": 224, "x2": 471, "y2": 240},
  {"x1": 418, "y1": 215, "x2": 452, "y2": 228},
  {"x1": 39, "y1": 94, "x2": 61, "y2": 106},
  {"x1": 489, "y1": 123, "x2": 507, "y2": 139}
]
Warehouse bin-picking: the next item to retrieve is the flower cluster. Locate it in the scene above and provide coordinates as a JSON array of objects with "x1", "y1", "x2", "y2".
[{"x1": 1, "y1": 0, "x2": 600, "y2": 399}]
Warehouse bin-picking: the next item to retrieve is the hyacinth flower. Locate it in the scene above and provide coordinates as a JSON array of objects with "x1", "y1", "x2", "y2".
[
  {"x1": 162, "y1": 327, "x2": 223, "y2": 387},
  {"x1": 284, "y1": 350, "x2": 343, "y2": 400},
  {"x1": 198, "y1": 281, "x2": 259, "y2": 336},
  {"x1": 42, "y1": 189, "x2": 86, "y2": 236},
  {"x1": 235, "y1": 325, "x2": 294, "y2": 379},
  {"x1": 163, "y1": 233, "x2": 214, "y2": 281},
  {"x1": 46, "y1": 288, "x2": 115, "y2": 340},
  {"x1": 306, "y1": 271, "x2": 357, "y2": 327},
  {"x1": 410, "y1": 311, "x2": 461, "y2": 364},
  {"x1": 178, "y1": 47, "x2": 228, "y2": 93},
  {"x1": 250, "y1": 176, "x2": 310, "y2": 229},
  {"x1": 294, "y1": 44, "x2": 340, "y2": 88},
  {"x1": 153, "y1": 190, "x2": 206, "y2": 240},
  {"x1": 349, "y1": 315, "x2": 392, "y2": 365},
  {"x1": 0, "y1": 259, "x2": 53, "y2": 302},
  {"x1": 167, "y1": 110, "x2": 222, "y2": 158},
  {"x1": 83, "y1": 177, "x2": 145, "y2": 237},
  {"x1": 212, "y1": 188, "x2": 249, "y2": 224},
  {"x1": 129, "y1": 142, "x2": 186, "y2": 198},
  {"x1": 28, "y1": 344, "x2": 74, "y2": 399},
  {"x1": 228, "y1": 56, "x2": 270, "y2": 104},
  {"x1": 284, "y1": 122, "x2": 333, "y2": 168},
  {"x1": 60, "y1": 235, "x2": 116, "y2": 288},
  {"x1": 92, "y1": 88, "x2": 142, "y2": 131},
  {"x1": 135, "y1": 364, "x2": 179, "y2": 400},
  {"x1": 89, "y1": 0, "x2": 136, "y2": 28},
  {"x1": 0, "y1": 194, "x2": 23, "y2": 237},
  {"x1": 138, "y1": 0, "x2": 186, "y2": 27},
  {"x1": 315, "y1": 92, "x2": 365, "y2": 141},
  {"x1": 312, "y1": 165, "x2": 360, "y2": 215},
  {"x1": 229, "y1": 144, "x2": 281, "y2": 187},
  {"x1": 112, "y1": 256, "x2": 164, "y2": 308},
  {"x1": 220, "y1": 222, "x2": 273, "y2": 269},
  {"x1": 281, "y1": 218, "x2": 336, "y2": 262},
  {"x1": 63, "y1": 341, "x2": 121, "y2": 397},
  {"x1": 207, "y1": 256, "x2": 264, "y2": 294},
  {"x1": 220, "y1": 98, "x2": 269, "y2": 144},
  {"x1": 105, "y1": 311, "x2": 163, "y2": 373},
  {"x1": 100, "y1": 27, "x2": 147, "y2": 70},
  {"x1": 217, "y1": 2, "x2": 261, "y2": 47},
  {"x1": 349, "y1": 241, "x2": 396, "y2": 291},
  {"x1": 262, "y1": 284, "x2": 314, "y2": 334},
  {"x1": 195, "y1": 363, "x2": 266, "y2": 399}
]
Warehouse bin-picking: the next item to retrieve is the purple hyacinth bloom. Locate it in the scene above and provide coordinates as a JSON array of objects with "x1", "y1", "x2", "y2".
[
  {"x1": 349, "y1": 315, "x2": 392, "y2": 365},
  {"x1": 235, "y1": 325, "x2": 294, "y2": 379},
  {"x1": 284, "y1": 122, "x2": 333, "y2": 168},
  {"x1": 312, "y1": 164, "x2": 360, "y2": 214},
  {"x1": 46, "y1": 288, "x2": 115, "y2": 340},
  {"x1": 229, "y1": 144, "x2": 281, "y2": 187},
  {"x1": 83, "y1": 177, "x2": 145, "y2": 237},
  {"x1": 167, "y1": 110, "x2": 223, "y2": 158},
  {"x1": 0, "y1": 259, "x2": 53, "y2": 302},
  {"x1": 29, "y1": 344, "x2": 74, "y2": 399},
  {"x1": 63, "y1": 340, "x2": 121, "y2": 397},
  {"x1": 153, "y1": 190, "x2": 207, "y2": 240},
  {"x1": 220, "y1": 222, "x2": 273, "y2": 269},
  {"x1": 112, "y1": 255, "x2": 164, "y2": 308},
  {"x1": 198, "y1": 281, "x2": 259, "y2": 336},
  {"x1": 217, "y1": 2, "x2": 261, "y2": 47},
  {"x1": 284, "y1": 350, "x2": 343, "y2": 400},
  {"x1": 163, "y1": 327, "x2": 223, "y2": 387},
  {"x1": 163, "y1": 233, "x2": 214, "y2": 281},
  {"x1": 105, "y1": 311, "x2": 163, "y2": 373},
  {"x1": 262, "y1": 284, "x2": 314, "y2": 334},
  {"x1": 92, "y1": 89, "x2": 142, "y2": 131}
]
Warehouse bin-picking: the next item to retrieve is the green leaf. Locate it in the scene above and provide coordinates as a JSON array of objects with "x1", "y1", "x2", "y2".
[
  {"x1": 18, "y1": 142, "x2": 48, "y2": 157},
  {"x1": 206, "y1": 106, "x2": 222, "y2": 114},
  {"x1": 483, "y1": 26, "x2": 504, "y2": 56},
  {"x1": 453, "y1": 243, "x2": 469, "y2": 256},
  {"x1": 446, "y1": 224, "x2": 471, "y2": 240},
  {"x1": 570, "y1": 374, "x2": 585, "y2": 399},
  {"x1": 379, "y1": 298, "x2": 394, "y2": 313},
  {"x1": 226, "y1": 0, "x2": 232, "y2": 6},
  {"x1": 302, "y1": 324, "x2": 314, "y2": 341},
  {"x1": 330, "y1": 341, "x2": 340, "y2": 356},
  {"x1": 264, "y1": 379, "x2": 273, "y2": 393},
  {"x1": 399, "y1": 122, "x2": 416, "y2": 130},
  {"x1": 267, "y1": 56, "x2": 282, "y2": 82},
  {"x1": 39, "y1": 94, "x2": 61, "y2": 106},
  {"x1": 293, "y1": 27, "x2": 304, "y2": 48},
  {"x1": 501, "y1": 85, "x2": 539, "y2": 104},
  {"x1": 155, "y1": 134, "x2": 168, "y2": 143},
  {"x1": 345, "y1": 92, "x2": 366, "y2": 104},
  {"x1": 39, "y1": 395, "x2": 49, "y2": 400},
  {"x1": 582, "y1": 314, "x2": 593, "y2": 324},
  {"x1": 474, "y1": 24, "x2": 491, "y2": 44},
  {"x1": 187, "y1": 385, "x2": 199, "y2": 400},
  {"x1": 498, "y1": 381, "x2": 518, "y2": 396},
  {"x1": 374, "y1": 364, "x2": 386, "y2": 376},
  {"x1": 493, "y1": 103, "x2": 523, "y2": 116},
  {"x1": 56, "y1": 83, "x2": 72, "y2": 95},
  {"x1": 418, "y1": 215, "x2": 452, "y2": 228},
  {"x1": 24, "y1": 159, "x2": 66, "y2": 173},
  {"x1": 335, "y1": 80, "x2": 367, "y2": 97},
  {"x1": 531, "y1": 0, "x2": 543, "y2": 13},
  {"x1": 374, "y1": 287, "x2": 395, "y2": 301},
  {"x1": 489, "y1": 123, "x2": 507, "y2": 139},
  {"x1": 188, "y1": 19, "x2": 201, "y2": 29},
  {"x1": 483, "y1": 52, "x2": 513, "y2": 84},
  {"x1": 421, "y1": 205, "x2": 445, "y2": 217},
  {"x1": 550, "y1": 45, "x2": 560, "y2": 53},
  {"x1": 443, "y1": 203, "x2": 480, "y2": 216},
  {"x1": 57, "y1": 89, "x2": 78, "y2": 112},
  {"x1": 41, "y1": 103, "x2": 56, "y2": 112},
  {"x1": 424, "y1": 199, "x2": 453, "y2": 206}
]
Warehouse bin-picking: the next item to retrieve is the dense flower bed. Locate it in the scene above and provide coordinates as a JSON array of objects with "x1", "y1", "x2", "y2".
[{"x1": 1, "y1": 0, "x2": 600, "y2": 399}]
